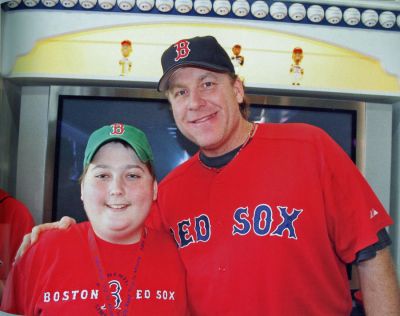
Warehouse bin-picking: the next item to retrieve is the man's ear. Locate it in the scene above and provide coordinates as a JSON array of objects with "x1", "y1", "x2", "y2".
[{"x1": 233, "y1": 77, "x2": 244, "y2": 104}]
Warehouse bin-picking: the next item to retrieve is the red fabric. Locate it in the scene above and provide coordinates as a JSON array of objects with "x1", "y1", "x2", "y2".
[
  {"x1": 1, "y1": 222, "x2": 188, "y2": 315},
  {"x1": 157, "y1": 123, "x2": 393, "y2": 316},
  {"x1": 0, "y1": 189, "x2": 34, "y2": 282}
]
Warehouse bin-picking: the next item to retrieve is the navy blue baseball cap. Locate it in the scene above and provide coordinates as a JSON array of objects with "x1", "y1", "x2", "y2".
[{"x1": 158, "y1": 36, "x2": 235, "y2": 92}]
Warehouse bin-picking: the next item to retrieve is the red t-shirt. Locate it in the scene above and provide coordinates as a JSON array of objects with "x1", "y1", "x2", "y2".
[
  {"x1": 155, "y1": 123, "x2": 393, "y2": 315},
  {"x1": 1, "y1": 222, "x2": 188, "y2": 315},
  {"x1": 0, "y1": 189, "x2": 34, "y2": 283}
]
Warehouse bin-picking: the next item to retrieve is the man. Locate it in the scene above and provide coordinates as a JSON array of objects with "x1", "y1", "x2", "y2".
[
  {"x1": 15, "y1": 36, "x2": 400, "y2": 315},
  {"x1": 154, "y1": 35, "x2": 400, "y2": 315}
]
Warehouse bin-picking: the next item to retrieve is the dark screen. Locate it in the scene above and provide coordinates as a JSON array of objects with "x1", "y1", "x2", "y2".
[{"x1": 52, "y1": 96, "x2": 356, "y2": 222}]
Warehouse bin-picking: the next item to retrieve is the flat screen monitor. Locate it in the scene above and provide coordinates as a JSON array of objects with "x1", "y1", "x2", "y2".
[{"x1": 51, "y1": 88, "x2": 361, "y2": 223}]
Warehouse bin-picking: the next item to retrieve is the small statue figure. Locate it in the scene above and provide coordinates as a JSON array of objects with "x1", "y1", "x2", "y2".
[
  {"x1": 289, "y1": 47, "x2": 304, "y2": 85},
  {"x1": 119, "y1": 40, "x2": 133, "y2": 76},
  {"x1": 231, "y1": 44, "x2": 245, "y2": 80}
]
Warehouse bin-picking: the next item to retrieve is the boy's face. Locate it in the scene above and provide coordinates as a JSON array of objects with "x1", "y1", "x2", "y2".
[{"x1": 81, "y1": 141, "x2": 156, "y2": 244}]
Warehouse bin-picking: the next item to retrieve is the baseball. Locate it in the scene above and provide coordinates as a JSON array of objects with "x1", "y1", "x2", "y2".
[
  {"x1": 343, "y1": 8, "x2": 361, "y2": 26},
  {"x1": 288, "y1": 3, "x2": 306, "y2": 21},
  {"x1": 213, "y1": 0, "x2": 231, "y2": 16},
  {"x1": 325, "y1": 6, "x2": 342, "y2": 25},
  {"x1": 175, "y1": 0, "x2": 193, "y2": 13},
  {"x1": 379, "y1": 11, "x2": 396, "y2": 28},
  {"x1": 270, "y1": 2, "x2": 287, "y2": 20},
  {"x1": 136, "y1": 0, "x2": 154, "y2": 11},
  {"x1": 361, "y1": 9, "x2": 378, "y2": 27},
  {"x1": 307, "y1": 5, "x2": 324, "y2": 23},
  {"x1": 250, "y1": 0, "x2": 269, "y2": 19},
  {"x1": 232, "y1": 0, "x2": 250, "y2": 17},
  {"x1": 194, "y1": 0, "x2": 212, "y2": 15},
  {"x1": 117, "y1": 0, "x2": 135, "y2": 10},
  {"x1": 156, "y1": 0, "x2": 173, "y2": 12}
]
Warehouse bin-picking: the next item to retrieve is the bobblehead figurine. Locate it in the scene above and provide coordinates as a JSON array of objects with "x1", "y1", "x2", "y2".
[
  {"x1": 289, "y1": 47, "x2": 304, "y2": 85},
  {"x1": 119, "y1": 40, "x2": 133, "y2": 76},
  {"x1": 231, "y1": 44, "x2": 245, "y2": 80}
]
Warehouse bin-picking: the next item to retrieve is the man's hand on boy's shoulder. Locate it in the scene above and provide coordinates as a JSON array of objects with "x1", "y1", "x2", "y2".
[{"x1": 15, "y1": 216, "x2": 76, "y2": 261}]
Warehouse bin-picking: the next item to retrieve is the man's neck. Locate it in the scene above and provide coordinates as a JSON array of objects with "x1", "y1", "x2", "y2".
[
  {"x1": 200, "y1": 120, "x2": 254, "y2": 157},
  {"x1": 199, "y1": 122, "x2": 257, "y2": 168}
]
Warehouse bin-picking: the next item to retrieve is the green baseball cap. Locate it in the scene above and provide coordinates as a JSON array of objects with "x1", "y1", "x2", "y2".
[{"x1": 83, "y1": 123, "x2": 154, "y2": 169}]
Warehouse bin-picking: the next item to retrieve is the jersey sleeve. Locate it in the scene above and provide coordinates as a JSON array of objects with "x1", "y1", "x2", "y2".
[
  {"x1": 9, "y1": 200, "x2": 35, "y2": 269},
  {"x1": 1, "y1": 246, "x2": 33, "y2": 314},
  {"x1": 319, "y1": 130, "x2": 393, "y2": 263}
]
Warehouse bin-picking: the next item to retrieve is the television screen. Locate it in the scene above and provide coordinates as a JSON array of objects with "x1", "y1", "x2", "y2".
[{"x1": 52, "y1": 95, "x2": 357, "y2": 222}]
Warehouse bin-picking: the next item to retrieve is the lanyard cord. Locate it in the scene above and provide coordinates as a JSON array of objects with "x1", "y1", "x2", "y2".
[{"x1": 88, "y1": 227, "x2": 147, "y2": 315}]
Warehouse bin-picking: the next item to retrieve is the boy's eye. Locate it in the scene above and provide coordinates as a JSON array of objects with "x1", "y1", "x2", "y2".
[
  {"x1": 127, "y1": 173, "x2": 140, "y2": 179},
  {"x1": 95, "y1": 174, "x2": 109, "y2": 179}
]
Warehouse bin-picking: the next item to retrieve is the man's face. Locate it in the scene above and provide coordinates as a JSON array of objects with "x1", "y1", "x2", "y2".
[
  {"x1": 166, "y1": 67, "x2": 245, "y2": 157},
  {"x1": 81, "y1": 142, "x2": 156, "y2": 244}
]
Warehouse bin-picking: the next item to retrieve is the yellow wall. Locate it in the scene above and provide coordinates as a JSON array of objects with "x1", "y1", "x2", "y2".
[{"x1": 12, "y1": 22, "x2": 400, "y2": 92}]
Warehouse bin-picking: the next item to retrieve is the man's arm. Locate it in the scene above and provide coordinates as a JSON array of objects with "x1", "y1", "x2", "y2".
[
  {"x1": 357, "y1": 247, "x2": 400, "y2": 315},
  {"x1": 14, "y1": 216, "x2": 76, "y2": 261}
]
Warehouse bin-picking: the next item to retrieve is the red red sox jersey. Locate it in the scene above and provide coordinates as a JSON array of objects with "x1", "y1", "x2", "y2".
[
  {"x1": 1, "y1": 222, "x2": 188, "y2": 316},
  {"x1": 0, "y1": 189, "x2": 34, "y2": 284},
  {"x1": 155, "y1": 123, "x2": 393, "y2": 316}
]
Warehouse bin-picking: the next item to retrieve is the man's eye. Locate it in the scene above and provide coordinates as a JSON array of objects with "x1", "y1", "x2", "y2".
[
  {"x1": 203, "y1": 81, "x2": 215, "y2": 88},
  {"x1": 174, "y1": 89, "x2": 187, "y2": 97},
  {"x1": 127, "y1": 174, "x2": 140, "y2": 179}
]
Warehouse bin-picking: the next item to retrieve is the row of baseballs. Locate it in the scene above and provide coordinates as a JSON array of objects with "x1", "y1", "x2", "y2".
[{"x1": 7, "y1": 0, "x2": 400, "y2": 29}]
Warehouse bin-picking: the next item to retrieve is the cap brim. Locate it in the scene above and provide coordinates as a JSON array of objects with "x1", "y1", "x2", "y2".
[{"x1": 157, "y1": 62, "x2": 233, "y2": 92}]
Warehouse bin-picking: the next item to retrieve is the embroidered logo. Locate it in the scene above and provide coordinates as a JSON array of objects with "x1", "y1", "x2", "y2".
[
  {"x1": 110, "y1": 123, "x2": 125, "y2": 135},
  {"x1": 370, "y1": 208, "x2": 379, "y2": 219},
  {"x1": 174, "y1": 40, "x2": 191, "y2": 62}
]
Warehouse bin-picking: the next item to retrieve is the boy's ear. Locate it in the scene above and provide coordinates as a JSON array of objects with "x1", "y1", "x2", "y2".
[{"x1": 153, "y1": 180, "x2": 158, "y2": 201}]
